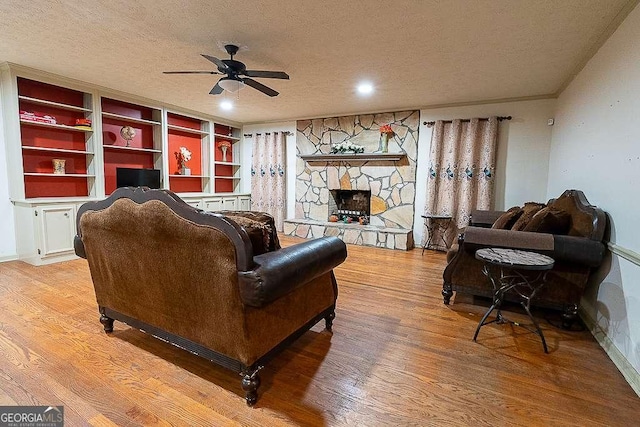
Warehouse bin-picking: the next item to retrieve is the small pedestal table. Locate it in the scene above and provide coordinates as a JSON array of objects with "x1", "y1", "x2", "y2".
[{"x1": 473, "y1": 248, "x2": 555, "y2": 353}]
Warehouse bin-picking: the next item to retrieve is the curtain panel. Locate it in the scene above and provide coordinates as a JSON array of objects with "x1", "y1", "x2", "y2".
[
  {"x1": 251, "y1": 132, "x2": 287, "y2": 231},
  {"x1": 424, "y1": 117, "x2": 499, "y2": 247}
]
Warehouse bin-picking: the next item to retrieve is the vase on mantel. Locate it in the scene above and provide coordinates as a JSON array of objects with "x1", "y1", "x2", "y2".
[{"x1": 378, "y1": 133, "x2": 389, "y2": 153}]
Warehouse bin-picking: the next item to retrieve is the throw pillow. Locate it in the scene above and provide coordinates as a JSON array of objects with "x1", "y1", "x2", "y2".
[
  {"x1": 523, "y1": 207, "x2": 571, "y2": 234},
  {"x1": 492, "y1": 206, "x2": 523, "y2": 229},
  {"x1": 226, "y1": 215, "x2": 271, "y2": 255},
  {"x1": 511, "y1": 202, "x2": 546, "y2": 231}
]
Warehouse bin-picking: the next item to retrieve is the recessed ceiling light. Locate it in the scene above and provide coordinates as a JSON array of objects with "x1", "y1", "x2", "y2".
[
  {"x1": 357, "y1": 82, "x2": 373, "y2": 95},
  {"x1": 220, "y1": 100, "x2": 233, "y2": 110}
]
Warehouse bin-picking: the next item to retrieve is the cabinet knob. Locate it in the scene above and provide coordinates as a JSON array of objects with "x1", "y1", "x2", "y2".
[{"x1": 64, "y1": 213, "x2": 69, "y2": 217}]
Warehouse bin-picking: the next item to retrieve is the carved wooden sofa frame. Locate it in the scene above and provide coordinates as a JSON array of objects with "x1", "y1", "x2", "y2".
[{"x1": 74, "y1": 187, "x2": 347, "y2": 405}]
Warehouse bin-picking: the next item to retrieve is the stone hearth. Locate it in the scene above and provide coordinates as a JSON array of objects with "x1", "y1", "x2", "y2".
[{"x1": 284, "y1": 110, "x2": 419, "y2": 250}]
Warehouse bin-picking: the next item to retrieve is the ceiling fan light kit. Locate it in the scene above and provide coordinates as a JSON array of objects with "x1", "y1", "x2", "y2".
[
  {"x1": 164, "y1": 44, "x2": 289, "y2": 97},
  {"x1": 218, "y1": 77, "x2": 245, "y2": 93}
]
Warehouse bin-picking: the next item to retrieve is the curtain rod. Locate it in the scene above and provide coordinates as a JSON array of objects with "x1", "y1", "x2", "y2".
[
  {"x1": 243, "y1": 131, "x2": 293, "y2": 137},
  {"x1": 423, "y1": 116, "x2": 512, "y2": 127}
]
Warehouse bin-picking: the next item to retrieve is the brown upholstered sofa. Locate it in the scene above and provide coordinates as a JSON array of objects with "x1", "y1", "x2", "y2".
[
  {"x1": 442, "y1": 190, "x2": 606, "y2": 328},
  {"x1": 74, "y1": 187, "x2": 347, "y2": 406}
]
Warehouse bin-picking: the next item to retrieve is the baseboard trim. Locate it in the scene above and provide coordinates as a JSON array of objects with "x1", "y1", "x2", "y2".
[
  {"x1": 580, "y1": 307, "x2": 640, "y2": 397},
  {"x1": 608, "y1": 242, "x2": 640, "y2": 267},
  {"x1": 0, "y1": 254, "x2": 18, "y2": 263}
]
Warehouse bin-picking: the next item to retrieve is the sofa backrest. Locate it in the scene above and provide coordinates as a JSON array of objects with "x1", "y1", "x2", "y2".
[
  {"x1": 547, "y1": 189, "x2": 606, "y2": 241},
  {"x1": 75, "y1": 187, "x2": 257, "y2": 361}
]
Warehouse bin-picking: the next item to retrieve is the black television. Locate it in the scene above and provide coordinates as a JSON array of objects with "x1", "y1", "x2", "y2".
[{"x1": 116, "y1": 168, "x2": 161, "y2": 189}]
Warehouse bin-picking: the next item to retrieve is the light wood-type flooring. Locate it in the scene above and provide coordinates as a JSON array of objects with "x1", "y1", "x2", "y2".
[{"x1": 0, "y1": 236, "x2": 637, "y2": 426}]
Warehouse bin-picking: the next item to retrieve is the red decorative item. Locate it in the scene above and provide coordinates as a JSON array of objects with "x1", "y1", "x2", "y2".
[{"x1": 380, "y1": 124, "x2": 394, "y2": 134}]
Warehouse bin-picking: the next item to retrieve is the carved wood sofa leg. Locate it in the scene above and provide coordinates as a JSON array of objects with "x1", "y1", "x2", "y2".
[
  {"x1": 561, "y1": 304, "x2": 579, "y2": 329},
  {"x1": 99, "y1": 313, "x2": 114, "y2": 333},
  {"x1": 241, "y1": 366, "x2": 262, "y2": 407},
  {"x1": 442, "y1": 282, "x2": 453, "y2": 305},
  {"x1": 325, "y1": 310, "x2": 336, "y2": 332}
]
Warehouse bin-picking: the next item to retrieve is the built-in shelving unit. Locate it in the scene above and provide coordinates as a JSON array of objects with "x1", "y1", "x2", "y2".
[
  {"x1": 213, "y1": 123, "x2": 241, "y2": 193},
  {"x1": 167, "y1": 111, "x2": 210, "y2": 194},
  {"x1": 1, "y1": 65, "x2": 249, "y2": 266},
  {"x1": 17, "y1": 77, "x2": 95, "y2": 198},
  {"x1": 101, "y1": 97, "x2": 163, "y2": 195}
]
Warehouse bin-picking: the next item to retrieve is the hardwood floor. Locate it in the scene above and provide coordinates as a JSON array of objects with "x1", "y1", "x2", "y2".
[{"x1": 0, "y1": 235, "x2": 637, "y2": 426}]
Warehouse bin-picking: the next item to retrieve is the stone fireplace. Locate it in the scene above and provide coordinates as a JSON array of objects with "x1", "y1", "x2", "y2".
[{"x1": 284, "y1": 110, "x2": 419, "y2": 250}]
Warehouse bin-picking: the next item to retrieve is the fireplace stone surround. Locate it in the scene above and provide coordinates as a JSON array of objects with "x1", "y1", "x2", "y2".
[{"x1": 283, "y1": 110, "x2": 419, "y2": 250}]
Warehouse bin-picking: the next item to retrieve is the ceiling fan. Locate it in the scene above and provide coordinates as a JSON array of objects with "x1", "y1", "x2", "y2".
[{"x1": 163, "y1": 44, "x2": 289, "y2": 97}]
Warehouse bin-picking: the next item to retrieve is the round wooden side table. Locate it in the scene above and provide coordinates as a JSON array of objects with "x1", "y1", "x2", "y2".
[{"x1": 473, "y1": 248, "x2": 555, "y2": 353}]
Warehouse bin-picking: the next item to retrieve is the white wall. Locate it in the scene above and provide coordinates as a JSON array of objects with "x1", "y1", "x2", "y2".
[
  {"x1": 547, "y1": 5, "x2": 640, "y2": 392},
  {"x1": 0, "y1": 88, "x2": 18, "y2": 260},
  {"x1": 241, "y1": 121, "x2": 297, "y2": 218},
  {"x1": 414, "y1": 99, "x2": 556, "y2": 244}
]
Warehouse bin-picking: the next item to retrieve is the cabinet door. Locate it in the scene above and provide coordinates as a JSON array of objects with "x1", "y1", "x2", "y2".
[
  {"x1": 222, "y1": 197, "x2": 237, "y2": 211},
  {"x1": 38, "y1": 205, "x2": 75, "y2": 257},
  {"x1": 203, "y1": 198, "x2": 223, "y2": 212},
  {"x1": 183, "y1": 199, "x2": 202, "y2": 209},
  {"x1": 238, "y1": 196, "x2": 251, "y2": 211}
]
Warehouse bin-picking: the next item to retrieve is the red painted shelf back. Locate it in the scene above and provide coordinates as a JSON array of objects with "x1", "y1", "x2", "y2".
[
  {"x1": 168, "y1": 130, "x2": 202, "y2": 175},
  {"x1": 18, "y1": 78, "x2": 85, "y2": 107},
  {"x1": 215, "y1": 179, "x2": 234, "y2": 193},
  {"x1": 169, "y1": 177, "x2": 202, "y2": 193},
  {"x1": 101, "y1": 98, "x2": 156, "y2": 121},
  {"x1": 167, "y1": 113, "x2": 203, "y2": 131},
  {"x1": 103, "y1": 151, "x2": 155, "y2": 195},
  {"x1": 24, "y1": 176, "x2": 88, "y2": 198}
]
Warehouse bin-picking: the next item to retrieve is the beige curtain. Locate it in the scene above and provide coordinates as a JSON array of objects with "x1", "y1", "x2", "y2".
[
  {"x1": 251, "y1": 132, "x2": 287, "y2": 231},
  {"x1": 424, "y1": 117, "x2": 498, "y2": 247}
]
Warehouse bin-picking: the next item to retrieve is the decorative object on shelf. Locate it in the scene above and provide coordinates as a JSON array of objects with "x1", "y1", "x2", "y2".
[
  {"x1": 330, "y1": 140, "x2": 365, "y2": 154},
  {"x1": 379, "y1": 124, "x2": 394, "y2": 153},
  {"x1": 52, "y1": 159, "x2": 66, "y2": 175},
  {"x1": 20, "y1": 110, "x2": 57, "y2": 124},
  {"x1": 329, "y1": 214, "x2": 339, "y2": 222},
  {"x1": 120, "y1": 125, "x2": 136, "y2": 147},
  {"x1": 219, "y1": 140, "x2": 232, "y2": 162},
  {"x1": 175, "y1": 146, "x2": 192, "y2": 175},
  {"x1": 74, "y1": 118, "x2": 92, "y2": 131}
]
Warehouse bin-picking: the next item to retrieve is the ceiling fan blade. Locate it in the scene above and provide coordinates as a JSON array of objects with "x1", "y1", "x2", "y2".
[
  {"x1": 209, "y1": 82, "x2": 224, "y2": 95},
  {"x1": 163, "y1": 71, "x2": 220, "y2": 74},
  {"x1": 242, "y1": 78, "x2": 279, "y2": 97},
  {"x1": 201, "y1": 54, "x2": 227, "y2": 71},
  {"x1": 244, "y1": 70, "x2": 290, "y2": 79}
]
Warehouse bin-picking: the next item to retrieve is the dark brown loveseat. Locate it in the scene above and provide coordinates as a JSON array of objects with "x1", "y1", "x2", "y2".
[
  {"x1": 442, "y1": 190, "x2": 606, "y2": 327},
  {"x1": 74, "y1": 187, "x2": 347, "y2": 406}
]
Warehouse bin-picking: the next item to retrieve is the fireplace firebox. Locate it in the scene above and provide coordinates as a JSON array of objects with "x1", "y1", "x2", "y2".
[{"x1": 329, "y1": 190, "x2": 371, "y2": 224}]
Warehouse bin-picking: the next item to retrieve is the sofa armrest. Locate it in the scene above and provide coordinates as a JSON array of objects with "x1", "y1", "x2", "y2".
[
  {"x1": 74, "y1": 235, "x2": 86, "y2": 259},
  {"x1": 237, "y1": 237, "x2": 347, "y2": 308},
  {"x1": 552, "y1": 235, "x2": 605, "y2": 267},
  {"x1": 470, "y1": 210, "x2": 504, "y2": 227},
  {"x1": 462, "y1": 226, "x2": 605, "y2": 267}
]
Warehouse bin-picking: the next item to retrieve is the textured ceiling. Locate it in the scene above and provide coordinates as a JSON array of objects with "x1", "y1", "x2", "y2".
[{"x1": 0, "y1": 0, "x2": 635, "y2": 123}]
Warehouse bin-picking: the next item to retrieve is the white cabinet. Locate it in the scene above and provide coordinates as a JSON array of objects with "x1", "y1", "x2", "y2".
[
  {"x1": 203, "y1": 198, "x2": 223, "y2": 212},
  {"x1": 222, "y1": 197, "x2": 237, "y2": 211},
  {"x1": 184, "y1": 199, "x2": 202, "y2": 209},
  {"x1": 38, "y1": 205, "x2": 75, "y2": 257},
  {"x1": 239, "y1": 195, "x2": 251, "y2": 211},
  {"x1": 13, "y1": 201, "x2": 80, "y2": 265}
]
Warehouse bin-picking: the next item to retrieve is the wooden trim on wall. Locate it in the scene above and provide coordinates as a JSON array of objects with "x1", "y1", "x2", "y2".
[{"x1": 608, "y1": 242, "x2": 640, "y2": 267}]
